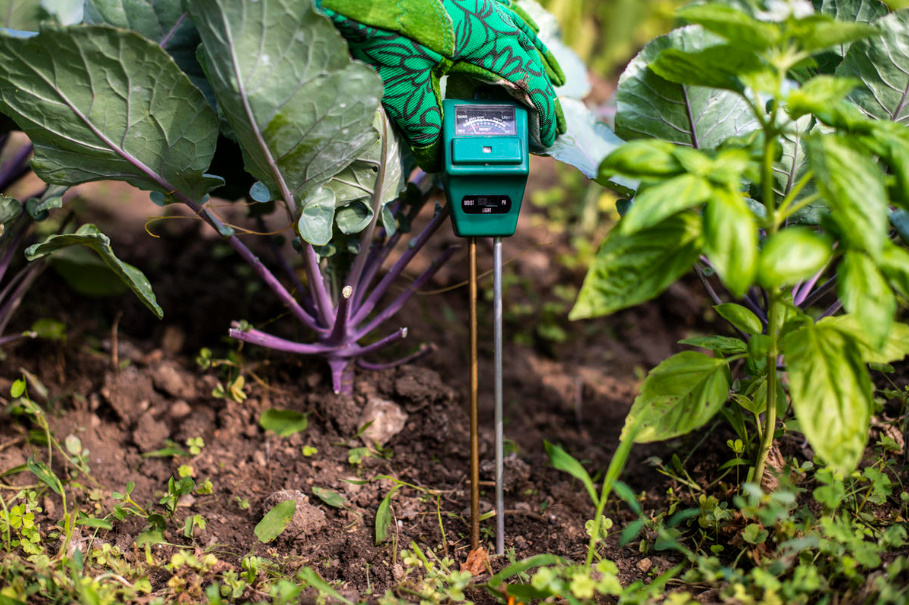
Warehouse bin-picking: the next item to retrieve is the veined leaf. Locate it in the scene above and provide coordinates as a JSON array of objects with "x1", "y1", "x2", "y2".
[
  {"x1": 783, "y1": 321, "x2": 873, "y2": 473},
  {"x1": 679, "y1": 335, "x2": 748, "y2": 355},
  {"x1": 837, "y1": 10, "x2": 909, "y2": 123},
  {"x1": 702, "y1": 188, "x2": 758, "y2": 297},
  {"x1": 757, "y1": 227, "x2": 832, "y2": 288},
  {"x1": 807, "y1": 134, "x2": 888, "y2": 259},
  {"x1": 186, "y1": 0, "x2": 384, "y2": 244},
  {"x1": 838, "y1": 250, "x2": 895, "y2": 350},
  {"x1": 650, "y1": 45, "x2": 766, "y2": 93},
  {"x1": 677, "y1": 4, "x2": 780, "y2": 51},
  {"x1": 813, "y1": 0, "x2": 889, "y2": 59},
  {"x1": 546, "y1": 98, "x2": 634, "y2": 196},
  {"x1": 27, "y1": 455, "x2": 62, "y2": 494},
  {"x1": 0, "y1": 25, "x2": 221, "y2": 200},
  {"x1": 84, "y1": 0, "x2": 209, "y2": 101},
  {"x1": 787, "y1": 76, "x2": 862, "y2": 119},
  {"x1": 714, "y1": 303, "x2": 762, "y2": 335},
  {"x1": 773, "y1": 115, "x2": 825, "y2": 223},
  {"x1": 25, "y1": 224, "x2": 162, "y2": 318},
  {"x1": 254, "y1": 500, "x2": 296, "y2": 543},
  {"x1": 599, "y1": 139, "x2": 685, "y2": 179},
  {"x1": 788, "y1": 15, "x2": 876, "y2": 52},
  {"x1": 878, "y1": 240, "x2": 909, "y2": 297},
  {"x1": 823, "y1": 314, "x2": 909, "y2": 364},
  {"x1": 618, "y1": 174, "x2": 711, "y2": 235},
  {"x1": 1, "y1": 0, "x2": 40, "y2": 29},
  {"x1": 626, "y1": 352, "x2": 731, "y2": 443},
  {"x1": 615, "y1": 26, "x2": 760, "y2": 149},
  {"x1": 571, "y1": 212, "x2": 702, "y2": 319}
]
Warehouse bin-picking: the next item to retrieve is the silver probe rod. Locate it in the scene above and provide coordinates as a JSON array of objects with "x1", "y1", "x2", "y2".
[{"x1": 494, "y1": 237, "x2": 505, "y2": 555}]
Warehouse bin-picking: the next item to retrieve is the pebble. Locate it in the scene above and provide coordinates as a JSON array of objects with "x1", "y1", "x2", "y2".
[
  {"x1": 357, "y1": 398, "x2": 408, "y2": 447},
  {"x1": 253, "y1": 450, "x2": 267, "y2": 467},
  {"x1": 170, "y1": 401, "x2": 191, "y2": 418},
  {"x1": 636, "y1": 558, "x2": 653, "y2": 573}
]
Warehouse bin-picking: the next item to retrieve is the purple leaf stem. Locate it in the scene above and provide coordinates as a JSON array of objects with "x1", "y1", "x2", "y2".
[
  {"x1": 355, "y1": 245, "x2": 458, "y2": 339},
  {"x1": 328, "y1": 286, "x2": 353, "y2": 343},
  {"x1": 351, "y1": 242, "x2": 388, "y2": 311},
  {"x1": 0, "y1": 262, "x2": 42, "y2": 335},
  {"x1": 178, "y1": 195, "x2": 327, "y2": 335},
  {"x1": 818, "y1": 300, "x2": 843, "y2": 319},
  {"x1": 357, "y1": 343, "x2": 435, "y2": 371},
  {"x1": 793, "y1": 256, "x2": 835, "y2": 307},
  {"x1": 328, "y1": 358, "x2": 354, "y2": 395},
  {"x1": 0, "y1": 331, "x2": 36, "y2": 347},
  {"x1": 228, "y1": 323, "x2": 333, "y2": 355},
  {"x1": 347, "y1": 327, "x2": 408, "y2": 358},
  {"x1": 742, "y1": 289, "x2": 768, "y2": 324},
  {"x1": 694, "y1": 264, "x2": 724, "y2": 307},
  {"x1": 257, "y1": 216, "x2": 318, "y2": 319},
  {"x1": 0, "y1": 143, "x2": 33, "y2": 190},
  {"x1": 304, "y1": 244, "x2": 334, "y2": 327},
  {"x1": 0, "y1": 215, "x2": 29, "y2": 279},
  {"x1": 802, "y1": 275, "x2": 837, "y2": 308},
  {"x1": 350, "y1": 205, "x2": 449, "y2": 326}
]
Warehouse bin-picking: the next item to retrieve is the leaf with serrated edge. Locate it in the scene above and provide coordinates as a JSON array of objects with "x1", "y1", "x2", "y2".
[
  {"x1": 616, "y1": 26, "x2": 760, "y2": 149},
  {"x1": 0, "y1": 25, "x2": 221, "y2": 200},
  {"x1": 837, "y1": 11, "x2": 909, "y2": 124},
  {"x1": 625, "y1": 351, "x2": 731, "y2": 443},
  {"x1": 571, "y1": 212, "x2": 702, "y2": 319},
  {"x1": 783, "y1": 321, "x2": 873, "y2": 473},
  {"x1": 187, "y1": 0, "x2": 384, "y2": 241},
  {"x1": 26, "y1": 224, "x2": 162, "y2": 318}
]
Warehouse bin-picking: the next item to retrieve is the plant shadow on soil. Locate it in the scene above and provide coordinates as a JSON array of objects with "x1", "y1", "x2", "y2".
[{"x1": 3, "y1": 162, "x2": 890, "y2": 601}]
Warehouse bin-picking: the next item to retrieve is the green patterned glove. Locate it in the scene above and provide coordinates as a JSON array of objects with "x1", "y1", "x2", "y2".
[{"x1": 317, "y1": 0, "x2": 566, "y2": 172}]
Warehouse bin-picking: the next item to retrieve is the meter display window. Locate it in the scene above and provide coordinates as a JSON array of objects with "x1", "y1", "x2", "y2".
[{"x1": 455, "y1": 105, "x2": 517, "y2": 136}]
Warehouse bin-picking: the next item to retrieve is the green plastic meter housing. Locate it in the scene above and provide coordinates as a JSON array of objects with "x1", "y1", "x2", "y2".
[{"x1": 442, "y1": 99, "x2": 530, "y2": 238}]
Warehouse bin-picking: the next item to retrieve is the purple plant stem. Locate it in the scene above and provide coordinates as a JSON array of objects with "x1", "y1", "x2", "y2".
[
  {"x1": 818, "y1": 300, "x2": 843, "y2": 319},
  {"x1": 304, "y1": 245, "x2": 334, "y2": 327},
  {"x1": 0, "y1": 331, "x2": 35, "y2": 347},
  {"x1": 178, "y1": 195, "x2": 327, "y2": 335},
  {"x1": 803, "y1": 275, "x2": 837, "y2": 308},
  {"x1": 355, "y1": 245, "x2": 458, "y2": 339},
  {"x1": 0, "y1": 263, "x2": 42, "y2": 335},
  {"x1": 257, "y1": 216, "x2": 319, "y2": 320},
  {"x1": 357, "y1": 343, "x2": 435, "y2": 370},
  {"x1": 0, "y1": 214, "x2": 29, "y2": 279},
  {"x1": 328, "y1": 358, "x2": 355, "y2": 395},
  {"x1": 328, "y1": 286, "x2": 352, "y2": 344},
  {"x1": 229, "y1": 324, "x2": 333, "y2": 355},
  {"x1": 0, "y1": 143, "x2": 33, "y2": 190},
  {"x1": 350, "y1": 206, "x2": 449, "y2": 326},
  {"x1": 793, "y1": 259, "x2": 833, "y2": 307},
  {"x1": 347, "y1": 327, "x2": 408, "y2": 357},
  {"x1": 742, "y1": 290, "x2": 769, "y2": 324}
]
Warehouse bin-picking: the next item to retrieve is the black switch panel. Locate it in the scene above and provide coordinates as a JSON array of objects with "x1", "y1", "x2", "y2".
[{"x1": 461, "y1": 195, "x2": 512, "y2": 215}]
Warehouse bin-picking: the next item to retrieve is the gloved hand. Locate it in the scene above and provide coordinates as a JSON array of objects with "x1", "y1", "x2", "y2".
[{"x1": 317, "y1": 0, "x2": 567, "y2": 172}]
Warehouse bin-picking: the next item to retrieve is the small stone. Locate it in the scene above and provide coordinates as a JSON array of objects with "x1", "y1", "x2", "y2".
[
  {"x1": 636, "y1": 558, "x2": 653, "y2": 573},
  {"x1": 515, "y1": 502, "x2": 531, "y2": 511},
  {"x1": 170, "y1": 401, "x2": 192, "y2": 419},
  {"x1": 151, "y1": 362, "x2": 198, "y2": 400},
  {"x1": 263, "y1": 490, "x2": 327, "y2": 538},
  {"x1": 178, "y1": 494, "x2": 196, "y2": 508},
  {"x1": 392, "y1": 564, "x2": 404, "y2": 580},
  {"x1": 253, "y1": 450, "x2": 267, "y2": 467},
  {"x1": 357, "y1": 398, "x2": 408, "y2": 447}
]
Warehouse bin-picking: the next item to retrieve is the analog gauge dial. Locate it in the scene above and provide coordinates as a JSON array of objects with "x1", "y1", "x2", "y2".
[{"x1": 455, "y1": 105, "x2": 517, "y2": 136}]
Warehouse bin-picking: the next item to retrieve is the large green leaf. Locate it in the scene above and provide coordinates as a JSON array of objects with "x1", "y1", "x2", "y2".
[
  {"x1": 25, "y1": 224, "x2": 162, "y2": 318},
  {"x1": 571, "y1": 212, "x2": 702, "y2": 319},
  {"x1": 824, "y1": 314, "x2": 909, "y2": 363},
  {"x1": 758, "y1": 227, "x2": 832, "y2": 288},
  {"x1": 626, "y1": 351, "x2": 731, "y2": 443},
  {"x1": 807, "y1": 134, "x2": 888, "y2": 258},
  {"x1": 650, "y1": 45, "x2": 766, "y2": 93},
  {"x1": 838, "y1": 250, "x2": 896, "y2": 349},
  {"x1": 783, "y1": 321, "x2": 874, "y2": 473},
  {"x1": 618, "y1": 174, "x2": 711, "y2": 235},
  {"x1": 0, "y1": 25, "x2": 221, "y2": 201},
  {"x1": 615, "y1": 26, "x2": 760, "y2": 149},
  {"x1": 186, "y1": 0, "x2": 383, "y2": 244},
  {"x1": 837, "y1": 10, "x2": 909, "y2": 124},
  {"x1": 772, "y1": 115, "x2": 826, "y2": 223},
  {"x1": 325, "y1": 110, "x2": 407, "y2": 238},
  {"x1": 546, "y1": 98, "x2": 633, "y2": 195},
  {"x1": 1, "y1": 0, "x2": 39, "y2": 28},
  {"x1": 702, "y1": 188, "x2": 758, "y2": 297},
  {"x1": 84, "y1": 0, "x2": 208, "y2": 100},
  {"x1": 676, "y1": 4, "x2": 780, "y2": 51}
]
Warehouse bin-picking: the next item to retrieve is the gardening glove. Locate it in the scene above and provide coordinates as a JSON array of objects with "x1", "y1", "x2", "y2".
[{"x1": 316, "y1": 0, "x2": 567, "y2": 172}]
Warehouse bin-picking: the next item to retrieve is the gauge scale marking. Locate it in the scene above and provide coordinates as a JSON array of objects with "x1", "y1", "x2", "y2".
[{"x1": 455, "y1": 105, "x2": 517, "y2": 136}]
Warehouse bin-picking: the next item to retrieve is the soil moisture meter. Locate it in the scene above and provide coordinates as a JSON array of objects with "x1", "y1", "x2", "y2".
[
  {"x1": 442, "y1": 99, "x2": 530, "y2": 237},
  {"x1": 442, "y1": 99, "x2": 531, "y2": 557}
]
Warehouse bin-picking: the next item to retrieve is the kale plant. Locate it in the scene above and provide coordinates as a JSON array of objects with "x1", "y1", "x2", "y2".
[
  {"x1": 574, "y1": 0, "x2": 909, "y2": 478},
  {"x1": 0, "y1": 0, "x2": 613, "y2": 393}
]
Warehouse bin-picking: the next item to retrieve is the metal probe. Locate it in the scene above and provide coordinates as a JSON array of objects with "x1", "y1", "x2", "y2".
[
  {"x1": 493, "y1": 237, "x2": 505, "y2": 555},
  {"x1": 468, "y1": 237, "x2": 480, "y2": 552}
]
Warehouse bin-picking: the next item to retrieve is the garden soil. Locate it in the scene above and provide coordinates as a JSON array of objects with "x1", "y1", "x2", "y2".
[{"x1": 0, "y1": 157, "x2": 888, "y2": 602}]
